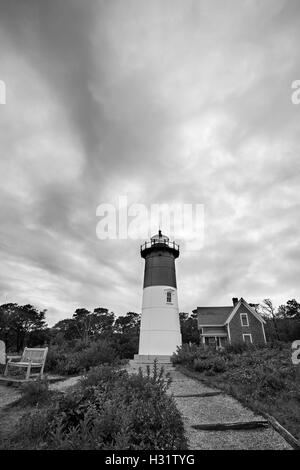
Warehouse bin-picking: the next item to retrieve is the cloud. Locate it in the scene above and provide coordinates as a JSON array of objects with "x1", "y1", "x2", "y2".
[{"x1": 0, "y1": 0, "x2": 300, "y2": 324}]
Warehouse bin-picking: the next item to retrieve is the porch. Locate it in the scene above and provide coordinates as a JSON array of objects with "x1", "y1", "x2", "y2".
[{"x1": 200, "y1": 326, "x2": 228, "y2": 348}]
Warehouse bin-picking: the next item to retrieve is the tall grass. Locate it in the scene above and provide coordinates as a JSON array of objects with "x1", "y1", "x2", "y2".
[
  {"x1": 8, "y1": 362, "x2": 187, "y2": 450},
  {"x1": 172, "y1": 342, "x2": 300, "y2": 440}
]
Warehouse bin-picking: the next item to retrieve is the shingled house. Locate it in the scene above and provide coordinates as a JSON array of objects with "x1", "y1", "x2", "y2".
[{"x1": 193, "y1": 297, "x2": 266, "y2": 347}]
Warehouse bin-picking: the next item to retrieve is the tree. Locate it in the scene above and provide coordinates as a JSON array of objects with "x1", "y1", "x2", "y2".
[
  {"x1": 0, "y1": 303, "x2": 47, "y2": 351},
  {"x1": 52, "y1": 318, "x2": 79, "y2": 341},
  {"x1": 179, "y1": 312, "x2": 199, "y2": 345},
  {"x1": 114, "y1": 312, "x2": 140, "y2": 334},
  {"x1": 278, "y1": 299, "x2": 300, "y2": 320},
  {"x1": 260, "y1": 299, "x2": 280, "y2": 341},
  {"x1": 113, "y1": 312, "x2": 141, "y2": 358},
  {"x1": 52, "y1": 307, "x2": 115, "y2": 345},
  {"x1": 92, "y1": 308, "x2": 115, "y2": 336},
  {"x1": 72, "y1": 308, "x2": 92, "y2": 344},
  {"x1": 0, "y1": 303, "x2": 14, "y2": 345}
]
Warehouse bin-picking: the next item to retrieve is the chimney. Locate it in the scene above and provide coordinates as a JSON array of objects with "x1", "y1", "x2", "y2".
[{"x1": 232, "y1": 297, "x2": 238, "y2": 306}]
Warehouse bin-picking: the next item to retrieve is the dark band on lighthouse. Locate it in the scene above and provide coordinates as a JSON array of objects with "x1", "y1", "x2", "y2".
[{"x1": 142, "y1": 249, "x2": 178, "y2": 288}]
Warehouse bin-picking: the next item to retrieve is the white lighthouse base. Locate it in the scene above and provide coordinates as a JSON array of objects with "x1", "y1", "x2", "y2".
[
  {"x1": 128, "y1": 354, "x2": 175, "y2": 372},
  {"x1": 132, "y1": 354, "x2": 172, "y2": 363},
  {"x1": 138, "y1": 285, "x2": 182, "y2": 357}
]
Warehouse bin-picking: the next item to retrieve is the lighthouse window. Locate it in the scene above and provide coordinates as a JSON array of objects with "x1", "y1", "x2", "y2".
[{"x1": 166, "y1": 292, "x2": 172, "y2": 303}]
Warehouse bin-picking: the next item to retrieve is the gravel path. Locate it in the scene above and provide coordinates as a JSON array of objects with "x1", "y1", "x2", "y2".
[
  {"x1": 0, "y1": 367, "x2": 293, "y2": 450},
  {"x1": 0, "y1": 375, "x2": 82, "y2": 409},
  {"x1": 0, "y1": 384, "x2": 20, "y2": 409},
  {"x1": 127, "y1": 363, "x2": 292, "y2": 450},
  {"x1": 49, "y1": 376, "x2": 82, "y2": 391},
  {"x1": 0, "y1": 376, "x2": 82, "y2": 447}
]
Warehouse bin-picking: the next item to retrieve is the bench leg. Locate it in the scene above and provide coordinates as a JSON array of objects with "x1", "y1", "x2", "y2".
[
  {"x1": 4, "y1": 361, "x2": 9, "y2": 377},
  {"x1": 40, "y1": 363, "x2": 45, "y2": 379},
  {"x1": 26, "y1": 363, "x2": 31, "y2": 380}
]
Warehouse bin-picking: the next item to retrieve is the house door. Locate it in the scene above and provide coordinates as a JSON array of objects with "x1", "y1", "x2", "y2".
[
  {"x1": 205, "y1": 337, "x2": 217, "y2": 347},
  {"x1": 243, "y1": 334, "x2": 253, "y2": 345}
]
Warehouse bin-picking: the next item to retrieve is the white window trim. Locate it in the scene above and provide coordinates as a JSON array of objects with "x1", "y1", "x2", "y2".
[
  {"x1": 243, "y1": 333, "x2": 253, "y2": 344},
  {"x1": 240, "y1": 313, "x2": 249, "y2": 327}
]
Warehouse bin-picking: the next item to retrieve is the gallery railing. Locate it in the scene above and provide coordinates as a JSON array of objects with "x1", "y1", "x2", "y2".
[{"x1": 140, "y1": 239, "x2": 180, "y2": 253}]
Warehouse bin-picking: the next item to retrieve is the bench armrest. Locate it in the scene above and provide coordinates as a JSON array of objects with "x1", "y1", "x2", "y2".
[{"x1": 6, "y1": 355, "x2": 22, "y2": 362}]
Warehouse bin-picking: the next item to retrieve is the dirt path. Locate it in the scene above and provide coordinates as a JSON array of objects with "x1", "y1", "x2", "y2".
[
  {"x1": 0, "y1": 375, "x2": 82, "y2": 409},
  {"x1": 49, "y1": 375, "x2": 82, "y2": 391},
  {"x1": 0, "y1": 376, "x2": 82, "y2": 447},
  {"x1": 127, "y1": 363, "x2": 292, "y2": 450},
  {"x1": 0, "y1": 385, "x2": 24, "y2": 446}
]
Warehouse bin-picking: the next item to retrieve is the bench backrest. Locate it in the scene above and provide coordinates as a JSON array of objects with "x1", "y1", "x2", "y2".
[{"x1": 21, "y1": 347, "x2": 48, "y2": 364}]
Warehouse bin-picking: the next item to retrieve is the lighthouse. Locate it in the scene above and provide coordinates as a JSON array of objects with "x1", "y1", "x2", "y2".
[{"x1": 134, "y1": 230, "x2": 182, "y2": 362}]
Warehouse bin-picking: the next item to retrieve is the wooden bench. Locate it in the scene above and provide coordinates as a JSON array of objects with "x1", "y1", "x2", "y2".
[{"x1": 4, "y1": 347, "x2": 48, "y2": 380}]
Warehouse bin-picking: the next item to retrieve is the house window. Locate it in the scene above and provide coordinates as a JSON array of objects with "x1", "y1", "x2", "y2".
[
  {"x1": 243, "y1": 334, "x2": 252, "y2": 344},
  {"x1": 166, "y1": 291, "x2": 172, "y2": 303},
  {"x1": 240, "y1": 313, "x2": 249, "y2": 327}
]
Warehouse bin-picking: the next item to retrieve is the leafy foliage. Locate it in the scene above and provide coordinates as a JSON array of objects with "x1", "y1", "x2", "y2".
[
  {"x1": 260, "y1": 298, "x2": 300, "y2": 341},
  {"x1": 20, "y1": 379, "x2": 52, "y2": 406},
  {"x1": 12, "y1": 364, "x2": 187, "y2": 450},
  {"x1": 179, "y1": 312, "x2": 200, "y2": 345},
  {"x1": 278, "y1": 299, "x2": 300, "y2": 320},
  {"x1": 45, "y1": 340, "x2": 119, "y2": 375},
  {"x1": 173, "y1": 343, "x2": 300, "y2": 440},
  {"x1": 0, "y1": 303, "x2": 47, "y2": 351}
]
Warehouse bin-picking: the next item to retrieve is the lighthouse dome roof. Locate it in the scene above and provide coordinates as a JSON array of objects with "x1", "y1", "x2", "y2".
[{"x1": 151, "y1": 230, "x2": 169, "y2": 243}]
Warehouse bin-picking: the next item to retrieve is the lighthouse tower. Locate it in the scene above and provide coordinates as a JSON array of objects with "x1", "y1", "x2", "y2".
[{"x1": 134, "y1": 230, "x2": 182, "y2": 362}]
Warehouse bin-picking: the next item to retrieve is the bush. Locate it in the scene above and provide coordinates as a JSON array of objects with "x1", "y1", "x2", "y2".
[
  {"x1": 20, "y1": 379, "x2": 52, "y2": 406},
  {"x1": 173, "y1": 342, "x2": 300, "y2": 440},
  {"x1": 45, "y1": 340, "x2": 119, "y2": 376},
  {"x1": 193, "y1": 356, "x2": 226, "y2": 373},
  {"x1": 211, "y1": 358, "x2": 227, "y2": 373},
  {"x1": 13, "y1": 363, "x2": 187, "y2": 450},
  {"x1": 225, "y1": 342, "x2": 253, "y2": 354},
  {"x1": 171, "y1": 343, "x2": 208, "y2": 366}
]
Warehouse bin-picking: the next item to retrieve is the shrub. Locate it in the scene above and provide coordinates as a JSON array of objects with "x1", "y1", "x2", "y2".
[
  {"x1": 75, "y1": 340, "x2": 118, "y2": 370},
  {"x1": 45, "y1": 340, "x2": 119, "y2": 376},
  {"x1": 193, "y1": 357, "x2": 226, "y2": 374},
  {"x1": 225, "y1": 342, "x2": 253, "y2": 354},
  {"x1": 20, "y1": 379, "x2": 52, "y2": 406},
  {"x1": 171, "y1": 343, "x2": 207, "y2": 366},
  {"x1": 194, "y1": 358, "x2": 211, "y2": 372},
  {"x1": 254, "y1": 371, "x2": 287, "y2": 400},
  {"x1": 44, "y1": 345, "x2": 64, "y2": 373},
  {"x1": 173, "y1": 342, "x2": 300, "y2": 440},
  {"x1": 211, "y1": 358, "x2": 227, "y2": 373},
  {"x1": 13, "y1": 363, "x2": 187, "y2": 450}
]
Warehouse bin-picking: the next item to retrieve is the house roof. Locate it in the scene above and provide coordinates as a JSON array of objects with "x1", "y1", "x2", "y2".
[
  {"x1": 194, "y1": 306, "x2": 233, "y2": 326},
  {"x1": 194, "y1": 298, "x2": 266, "y2": 326}
]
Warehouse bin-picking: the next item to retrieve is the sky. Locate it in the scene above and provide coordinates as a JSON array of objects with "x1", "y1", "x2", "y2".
[{"x1": 0, "y1": 0, "x2": 300, "y2": 326}]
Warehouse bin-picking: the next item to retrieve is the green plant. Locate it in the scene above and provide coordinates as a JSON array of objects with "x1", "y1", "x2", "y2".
[
  {"x1": 45, "y1": 340, "x2": 119, "y2": 376},
  {"x1": 225, "y1": 341, "x2": 253, "y2": 354},
  {"x1": 174, "y1": 342, "x2": 300, "y2": 440},
  {"x1": 20, "y1": 379, "x2": 52, "y2": 406},
  {"x1": 12, "y1": 364, "x2": 187, "y2": 450}
]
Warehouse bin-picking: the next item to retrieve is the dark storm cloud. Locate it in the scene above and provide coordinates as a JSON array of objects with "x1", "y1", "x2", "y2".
[{"x1": 0, "y1": 0, "x2": 300, "y2": 324}]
